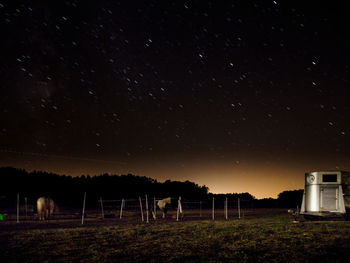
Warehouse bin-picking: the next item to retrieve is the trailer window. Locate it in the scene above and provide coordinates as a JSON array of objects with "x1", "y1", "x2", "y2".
[{"x1": 322, "y1": 174, "x2": 337, "y2": 182}]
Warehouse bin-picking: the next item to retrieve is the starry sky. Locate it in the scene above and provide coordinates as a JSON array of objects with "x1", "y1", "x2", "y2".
[{"x1": 0, "y1": 0, "x2": 349, "y2": 198}]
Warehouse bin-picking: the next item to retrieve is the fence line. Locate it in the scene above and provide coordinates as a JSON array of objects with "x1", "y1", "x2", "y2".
[{"x1": 3, "y1": 193, "x2": 257, "y2": 222}]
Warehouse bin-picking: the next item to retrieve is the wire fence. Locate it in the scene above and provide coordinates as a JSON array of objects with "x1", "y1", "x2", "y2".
[{"x1": 0, "y1": 193, "x2": 284, "y2": 224}]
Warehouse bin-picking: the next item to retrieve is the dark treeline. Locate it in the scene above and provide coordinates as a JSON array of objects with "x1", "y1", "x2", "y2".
[
  {"x1": 0, "y1": 167, "x2": 303, "y2": 208},
  {"x1": 0, "y1": 167, "x2": 208, "y2": 207}
]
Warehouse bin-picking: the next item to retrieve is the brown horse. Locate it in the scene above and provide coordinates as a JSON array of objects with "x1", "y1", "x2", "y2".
[{"x1": 37, "y1": 197, "x2": 58, "y2": 220}]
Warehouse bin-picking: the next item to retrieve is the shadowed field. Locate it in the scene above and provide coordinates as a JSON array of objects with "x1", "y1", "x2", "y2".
[{"x1": 1, "y1": 210, "x2": 350, "y2": 262}]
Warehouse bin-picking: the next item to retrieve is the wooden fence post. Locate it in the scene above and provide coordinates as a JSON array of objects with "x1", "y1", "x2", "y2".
[
  {"x1": 81, "y1": 192, "x2": 86, "y2": 225},
  {"x1": 153, "y1": 196, "x2": 157, "y2": 220},
  {"x1": 179, "y1": 196, "x2": 182, "y2": 214},
  {"x1": 100, "y1": 197, "x2": 104, "y2": 219},
  {"x1": 176, "y1": 200, "x2": 179, "y2": 221},
  {"x1": 145, "y1": 194, "x2": 149, "y2": 223},
  {"x1": 25, "y1": 197, "x2": 28, "y2": 220},
  {"x1": 199, "y1": 201, "x2": 202, "y2": 218},
  {"x1": 238, "y1": 198, "x2": 241, "y2": 219},
  {"x1": 120, "y1": 198, "x2": 124, "y2": 219},
  {"x1": 139, "y1": 196, "x2": 144, "y2": 222},
  {"x1": 176, "y1": 196, "x2": 182, "y2": 221},
  {"x1": 225, "y1": 197, "x2": 228, "y2": 220},
  {"x1": 17, "y1": 193, "x2": 19, "y2": 223},
  {"x1": 212, "y1": 197, "x2": 215, "y2": 220}
]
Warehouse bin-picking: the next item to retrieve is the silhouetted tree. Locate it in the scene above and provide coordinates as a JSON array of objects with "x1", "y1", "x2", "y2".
[{"x1": 277, "y1": 189, "x2": 304, "y2": 208}]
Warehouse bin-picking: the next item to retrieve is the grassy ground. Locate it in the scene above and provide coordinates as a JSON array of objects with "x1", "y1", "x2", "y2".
[{"x1": 1, "y1": 210, "x2": 350, "y2": 262}]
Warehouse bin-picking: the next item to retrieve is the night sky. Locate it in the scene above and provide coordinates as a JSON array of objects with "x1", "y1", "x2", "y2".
[{"x1": 1, "y1": 1, "x2": 349, "y2": 198}]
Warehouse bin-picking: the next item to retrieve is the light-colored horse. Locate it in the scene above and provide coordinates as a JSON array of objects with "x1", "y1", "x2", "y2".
[
  {"x1": 157, "y1": 197, "x2": 171, "y2": 218},
  {"x1": 37, "y1": 197, "x2": 57, "y2": 220}
]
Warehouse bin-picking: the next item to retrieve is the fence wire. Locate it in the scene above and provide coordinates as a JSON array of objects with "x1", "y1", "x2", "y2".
[{"x1": 0, "y1": 194, "x2": 261, "y2": 223}]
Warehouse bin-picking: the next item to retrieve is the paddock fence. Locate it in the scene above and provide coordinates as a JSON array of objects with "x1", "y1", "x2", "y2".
[{"x1": 0, "y1": 193, "x2": 285, "y2": 224}]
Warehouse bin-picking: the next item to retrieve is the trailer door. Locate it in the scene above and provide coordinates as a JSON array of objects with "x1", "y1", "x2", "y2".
[{"x1": 320, "y1": 187, "x2": 338, "y2": 211}]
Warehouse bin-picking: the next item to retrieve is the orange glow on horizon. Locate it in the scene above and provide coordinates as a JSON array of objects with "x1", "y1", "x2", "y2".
[{"x1": 1, "y1": 152, "x2": 349, "y2": 199}]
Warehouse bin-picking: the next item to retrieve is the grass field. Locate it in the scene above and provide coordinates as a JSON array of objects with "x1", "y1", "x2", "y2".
[{"x1": 1, "y1": 209, "x2": 350, "y2": 262}]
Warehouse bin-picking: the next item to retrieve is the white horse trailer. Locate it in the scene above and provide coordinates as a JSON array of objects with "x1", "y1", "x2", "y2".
[{"x1": 300, "y1": 171, "x2": 350, "y2": 219}]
